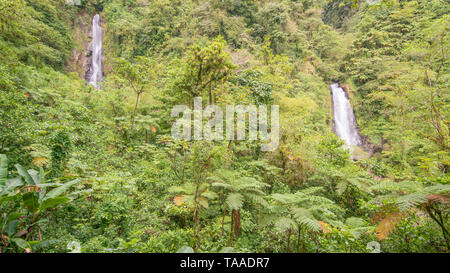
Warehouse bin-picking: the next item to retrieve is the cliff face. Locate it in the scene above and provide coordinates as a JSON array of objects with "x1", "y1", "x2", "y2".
[
  {"x1": 66, "y1": 9, "x2": 91, "y2": 79},
  {"x1": 322, "y1": 0, "x2": 356, "y2": 29}
]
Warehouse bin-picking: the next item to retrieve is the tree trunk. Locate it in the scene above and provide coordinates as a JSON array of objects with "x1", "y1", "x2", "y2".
[
  {"x1": 426, "y1": 204, "x2": 450, "y2": 249},
  {"x1": 221, "y1": 209, "x2": 226, "y2": 236},
  {"x1": 232, "y1": 209, "x2": 240, "y2": 237},
  {"x1": 193, "y1": 184, "x2": 201, "y2": 251},
  {"x1": 297, "y1": 225, "x2": 302, "y2": 253},
  {"x1": 131, "y1": 92, "x2": 140, "y2": 130},
  {"x1": 286, "y1": 229, "x2": 292, "y2": 252}
]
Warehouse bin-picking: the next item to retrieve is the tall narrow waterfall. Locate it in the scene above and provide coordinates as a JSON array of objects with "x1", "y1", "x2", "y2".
[
  {"x1": 330, "y1": 83, "x2": 361, "y2": 150},
  {"x1": 88, "y1": 14, "x2": 103, "y2": 89}
]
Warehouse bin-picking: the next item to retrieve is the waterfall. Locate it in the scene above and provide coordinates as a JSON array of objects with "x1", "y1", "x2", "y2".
[
  {"x1": 88, "y1": 14, "x2": 103, "y2": 89},
  {"x1": 330, "y1": 83, "x2": 361, "y2": 150}
]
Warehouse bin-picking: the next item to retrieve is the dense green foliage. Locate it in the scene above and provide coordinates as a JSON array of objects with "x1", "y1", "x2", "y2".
[{"x1": 0, "y1": 0, "x2": 448, "y2": 253}]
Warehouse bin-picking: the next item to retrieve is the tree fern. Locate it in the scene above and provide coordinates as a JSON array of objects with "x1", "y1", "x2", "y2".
[
  {"x1": 264, "y1": 187, "x2": 343, "y2": 252},
  {"x1": 370, "y1": 179, "x2": 450, "y2": 244},
  {"x1": 210, "y1": 169, "x2": 269, "y2": 239}
]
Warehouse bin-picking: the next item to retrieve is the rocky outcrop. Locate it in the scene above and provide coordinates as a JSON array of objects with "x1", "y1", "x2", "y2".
[
  {"x1": 66, "y1": 10, "x2": 104, "y2": 83},
  {"x1": 66, "y1": 10, "x2": 90, "y2": 78}
]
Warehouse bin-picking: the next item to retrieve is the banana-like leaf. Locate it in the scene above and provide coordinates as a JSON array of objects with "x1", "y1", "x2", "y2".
[
  {"x1": 4, "y1": 219, "x2": 19, "y2": 237},
  {"x1": 23, "y1": 192, "x2": 39, "y2": 213},
  {"x1": 39, "y1": 196, "x2": 71, "y2": 211},
  {"x1": 0, "y1": 195, "x2": 19, "y2": 205},
  {"x1": 15, "y1": 164, "x2": 35, "y2": 185},
  {"x1": 12, "y1": 238, "x2": 31, "y2": 250},
  {"x1": 44, "y1": 179, "x2": 80, "y2": 200},
  {"x1": 37, "y1": 183, "x2": 63, "y2": 188},
  {"x1": 68, "y1": 189, "x2": 94, "y2": 200},
  {"x1": 1, "y1": 177, "x2": 23, "y2": 196},
  {"x1": 6, "y1": 211, "x2": 23, "y2": 221},
  {"x1": 32, "y1": 240, "x2": 58, "y2": 252},
  {"x1": 28, "y1": 168, "x2": 45, "y2": 185},
  {"x1": 0, "y1": 154, "x2": 7, "y2": 188}
]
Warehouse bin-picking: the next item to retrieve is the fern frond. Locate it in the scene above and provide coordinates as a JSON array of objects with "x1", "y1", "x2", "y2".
[
  {"x1": 345, "y1": 217, "x2": 366, "y2": 228},
  {"x1": 271, "y1": 193, "x2": 296, "y2": 204},
  {"x1": 292, "y1": 207, "x2": 320, "y2": 232},
  {"x1": 168, "y1": 184, "x2": 194, "y2": 194},
  {"x1": 246, "y1": 193, "x2": 269, "y2": 208},
  {"x1": 226, "y1": 193, "x2": 244, "y2": 210},
  {"x1": 274, "y1": 217, "x2": 296, "y2": 233},
  {"x1": 376, "y1": 212, "x2": 404, "y2": 240},
  {"x1": 201, "y1": 191, "x2": 217, "y2": 200},
  {"x1": 211, "y1": 182, "x2": 232, "y2": 189}
]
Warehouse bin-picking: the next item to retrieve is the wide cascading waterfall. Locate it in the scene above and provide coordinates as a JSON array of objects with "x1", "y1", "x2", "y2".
[
  {"x1": 330, "y1": 83, "x2": 361, "y2": 150},
  {"x1": 88, "y1": 14, "x2": 103, "y2": 89}
]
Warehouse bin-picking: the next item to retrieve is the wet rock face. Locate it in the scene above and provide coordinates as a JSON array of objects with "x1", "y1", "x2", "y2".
[
  {"x1": 84, "y1": 43, "x2": 93, "y2": 82},
  {"x1": 65, "y1": 10, "x2": 91, "y2": 79}
]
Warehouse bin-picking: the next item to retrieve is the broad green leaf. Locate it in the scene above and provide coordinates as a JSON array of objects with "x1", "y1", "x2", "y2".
[
  {"x1": 0, "y1": 195, "x2": 19, "y2": 205},
  {"x1": 13, "y1": 238, "x2": 31, "y2": 250},
  {"x1": 28, "y1": 168, "x2": 45, "y2": 186},
  {"x1": 5, "y1": 177, "x2": 24, "y2": 191},
  {"x1": 15, "y1": 164, "x2": 35, "y2": 185},
  {"x1": 23, "y1": 192, "x2": 39, "y2": 213},
  {"x1": 33, "y1": 240, "x2": 58, "y2": 251},
  {"x1": 6, "y1": 212, "x2": 24, "y2": 222},
  {"x1": 39, "y1": 196, "x2": 71, "y2": 211},
  {"x1": 0, "y1": 154, "x2": 7, "y2": 188},
  {"x1": 44, "y1": 179, "x2": 80, "y2": 200},
  {"x1": 39, "y1": 167, "x2": 45, "y2": 184},
  {"x1": 68, "y1": 189, "x2": 94, "y2": 200},
  {"x1": 4, "y1": 219, "x2": 19, "y2": 237},
  {"x1": 37, "y1": 183, "x2": 63, "y2": 188}
]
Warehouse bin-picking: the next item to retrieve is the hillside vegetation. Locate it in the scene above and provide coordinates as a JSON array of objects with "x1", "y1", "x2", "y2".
[{"x1": 0, "y1": 0, "x2": 448, "y2": 253}]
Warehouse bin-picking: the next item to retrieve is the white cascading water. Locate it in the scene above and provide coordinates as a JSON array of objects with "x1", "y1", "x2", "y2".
[
  {"x1": 330, "y1": 83, "x2": 361, "y2": 150},
  {"x1": 88, "y1": 14, "x2": 103, "y2": 89}
]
